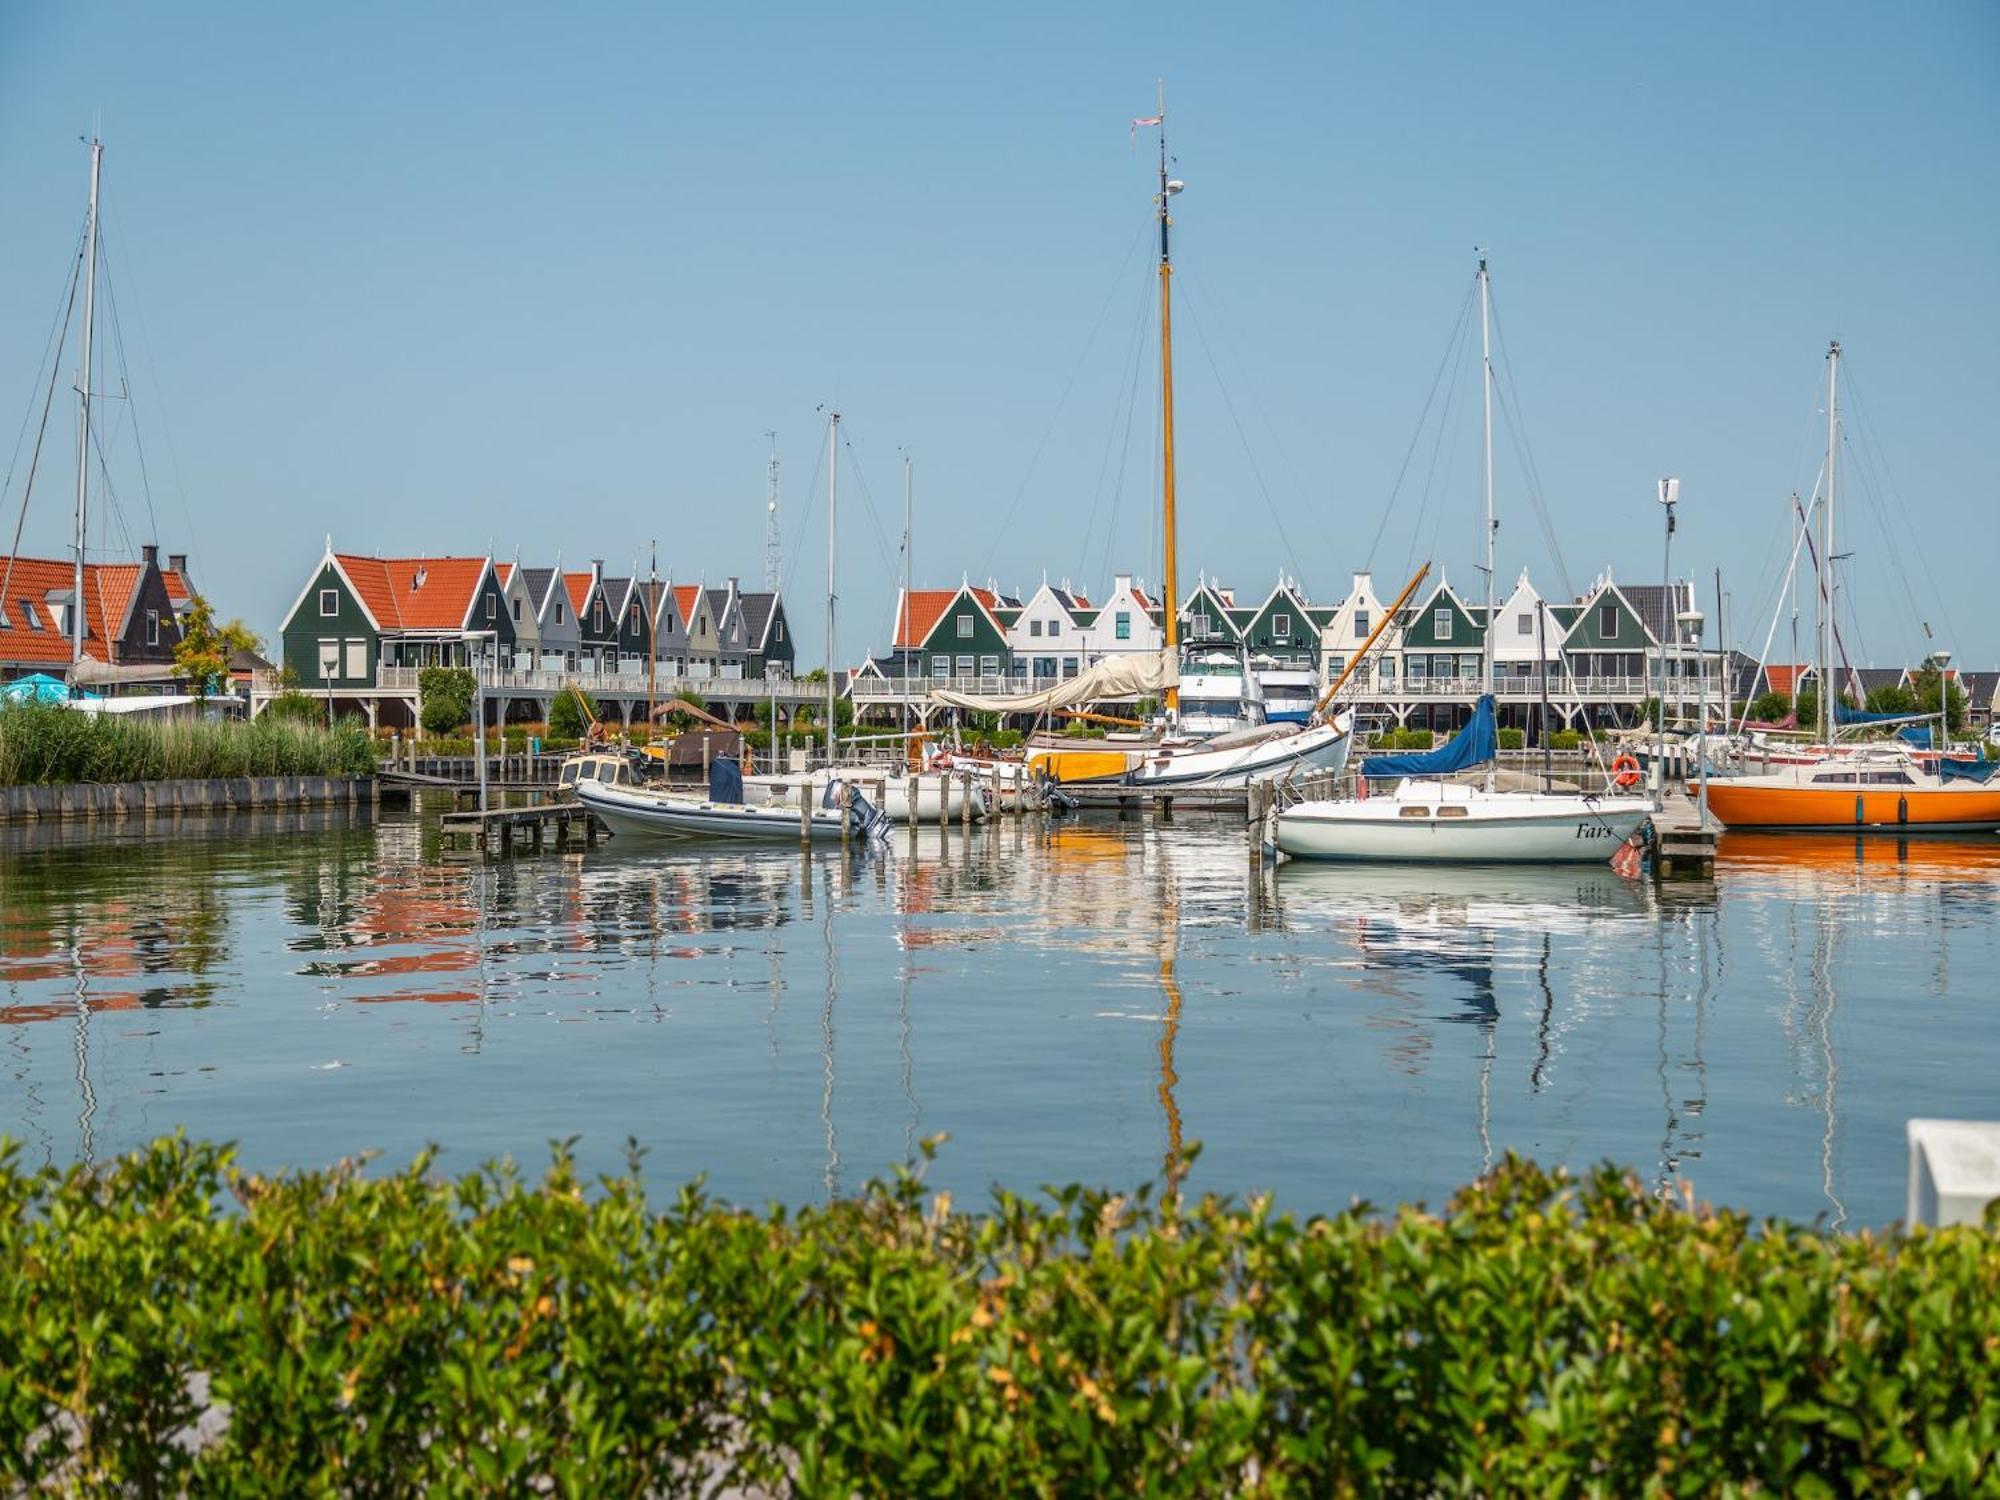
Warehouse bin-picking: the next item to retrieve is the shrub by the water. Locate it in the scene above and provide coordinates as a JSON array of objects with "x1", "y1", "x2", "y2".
[
  {"x1": 1497, "y1": 726, "x2": 1525, "y2": 749},
  {"x1": 2, "y1": 1137, "x2": 1994, "y2": 1494},
  {"x1": 261, "y1": 689, "x2": 327, "y2": 726},
  {"x1": 1548, "y1": 728, "x2": 1583, "y2": 750},
  {"x1": 418, "y1": 667, "x2": 476, "y2": 737},
  {"x1": 0, "y1": 704, "x2": 376, "y2": 785},
  {"x1": 547, "y1": 686, "x2": 597, "y2": 741}
]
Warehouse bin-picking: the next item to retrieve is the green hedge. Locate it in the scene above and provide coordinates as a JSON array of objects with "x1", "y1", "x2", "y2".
[
  {"x1": 2, "y1": 1138, "x2": 1995, "y2": 1494},
  {"x1": 0, "y1": 704, "x2": 376, "y2": 785},
  {"x1": 1548, "y1": 728, "x2": 1583, "y2": 750}
]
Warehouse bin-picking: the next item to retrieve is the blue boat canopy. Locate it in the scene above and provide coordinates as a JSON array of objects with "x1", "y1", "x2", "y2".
[
  {"x1": 1363, "y1": 694, "x2": 1497, "y2": 779},
  {"x1": 1939, "y1": 755, "x2": 1999, "y2": 785},
  {"x1": 1834, "y1": 701, "x2": 1922, "y2": 726}
]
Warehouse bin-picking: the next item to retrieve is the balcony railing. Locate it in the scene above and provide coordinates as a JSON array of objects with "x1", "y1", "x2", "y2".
[
  {"x1": 253, "y1": 665, "x2": 805, "y2": 698},
  {"x1": 850, "y1": 671, "x2": 1722, "y2": 702}
]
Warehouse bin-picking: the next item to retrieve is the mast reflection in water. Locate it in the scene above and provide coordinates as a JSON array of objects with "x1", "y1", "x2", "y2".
[{"x1": 1, "y1": 806, "x2": 1996, "y2": 1227}]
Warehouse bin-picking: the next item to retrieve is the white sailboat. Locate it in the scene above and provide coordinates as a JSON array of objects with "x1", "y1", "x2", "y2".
[{"x1": 1275, "y1": 257, "x2": 1651, "y2": 865}]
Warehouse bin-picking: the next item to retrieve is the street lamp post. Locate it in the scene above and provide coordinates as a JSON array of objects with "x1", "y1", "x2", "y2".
[
  {"x1": 1927, "y1": 648, "x2": 1952, "y2": 757},
  {"x1": 1654, "y1": 478, "x2": 1680, "y2": 798},
  {"x1": 462, "y1": 630, "x2": 497, "y2": 813}
]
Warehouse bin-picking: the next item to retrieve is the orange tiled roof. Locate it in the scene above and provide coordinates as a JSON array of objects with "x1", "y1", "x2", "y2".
[
  {"x1": 494, "y1": 562, "x2": 514, "y2": 586},
  {"x1": 673, "y1": 585, "x2": 702, "y2": 624},
  {"x1": 563, "y1": 571, "x2": 597, "y2": 617},
  {"x1": 160, "y1": 568, "x2": 192, "y2": 603},
  {"x1": 1764, "y1": 664, "x2": 1814, "y2": 694},
  {"x1": 333, "y1": 555, "x2": 490, "y2": 631},
  {"x1": 1, "y1": 553, "x2": 166, "y2": 665},
  {"x1": 894, "y1": 588, "x2": 1002, "y2": 649}
]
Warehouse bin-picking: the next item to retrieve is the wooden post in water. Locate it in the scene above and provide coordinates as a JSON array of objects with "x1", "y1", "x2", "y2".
[
  {"x1": 840, "y1": 782, "x2": 851, "y2": 850},
  {"x1": 990, "y1": 763, "x2": 1003, "y2": 818},
  {"x1": 960, "y1": 771, "x2": 973, "y2": 832},
  {"x1": 799, "y1": 784, "x2": 812, "y2": 847}
]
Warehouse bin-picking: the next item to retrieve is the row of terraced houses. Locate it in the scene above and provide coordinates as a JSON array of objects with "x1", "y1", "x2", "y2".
[
  {"x1": 268, "y1": 546, "x2": 800, "y2": 729},
  {"x1": 854, "y1": 567, "x2": 1999, "y2": 736}
]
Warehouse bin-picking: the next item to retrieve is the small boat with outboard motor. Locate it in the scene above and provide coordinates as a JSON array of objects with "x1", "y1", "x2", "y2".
[{"x1": 574, "y1": 753, "x2": 891, "y2": 843}]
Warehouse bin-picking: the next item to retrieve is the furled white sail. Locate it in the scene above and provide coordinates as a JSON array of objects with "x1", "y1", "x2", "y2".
[{"x1": 927, "y1": 650, "x2": 1179, "y2": 714}]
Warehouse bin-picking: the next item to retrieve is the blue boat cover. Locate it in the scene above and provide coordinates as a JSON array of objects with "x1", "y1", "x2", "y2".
[
  {"x1": 708, "y1": 754, "x2": 744, "y2": 804},
  {"x1": 1896, "y1": 724, "x2": 1933, "y2": 749},
  {"x1": 0, "y1": 673, "x2": 91, "y2": 705},
  {"x1": 1835, "y1": 701, "x2": 1919, "y2": 726},
  {"x1": 1940, "y1": 756, "x2": 1999, "y2": 785},
  {"x1": 1363, "y1": 694, "x2": 1497, "y2": 778}
]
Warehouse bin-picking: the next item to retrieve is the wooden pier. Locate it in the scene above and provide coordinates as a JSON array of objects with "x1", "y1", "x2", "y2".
[
  {"x1": 438, "y1": 804, "x2": 605, "y2": 858},
  {"x1": 1649, "y1": 794, "x2": 1718, "y2": 880}
]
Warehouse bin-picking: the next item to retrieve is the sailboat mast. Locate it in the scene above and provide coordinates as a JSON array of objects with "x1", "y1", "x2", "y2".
[
  {"x1": 902, "y1": 451, "x2": 913, "y2": 747},
  {"x1": 1478, "y1": 256, "x2": 1495, "y2": 703},
  {"x1": 1821, "y1": 342, "x2": 1839, "y2": 744},
  {"x1": 1155, "y1": 82, "x2": 1181, "y2": 716},
  {"x1": 826, "y1": 411, "x2": 840, "y2": 764},
  {"x1": 72, "y1": 135, "x2": 102, "y2": 668}
]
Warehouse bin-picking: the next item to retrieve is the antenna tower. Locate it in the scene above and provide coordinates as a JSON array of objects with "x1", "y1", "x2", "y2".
[{"x1": 763, "y1": 431, "x2": 782, "y2": 590}]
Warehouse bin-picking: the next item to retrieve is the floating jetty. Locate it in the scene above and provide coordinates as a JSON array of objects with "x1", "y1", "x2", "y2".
[{"x1": 439, "y1": 803, "x2": 604, "y2": 857}]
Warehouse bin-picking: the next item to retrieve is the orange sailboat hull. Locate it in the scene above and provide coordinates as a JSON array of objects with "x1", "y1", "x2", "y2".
[{"x1": 1704, "y1": 781, "x2": 2000, "y2": 831}]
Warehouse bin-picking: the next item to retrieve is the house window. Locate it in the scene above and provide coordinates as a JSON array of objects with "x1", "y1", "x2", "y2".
[
  {"x1": 1354, "y1": 610, "x2": 1370, "y2": 638},
  {"x1": 1379, "y1": 656, "x2": 1396, "y2": 680},
  {"x1": 1035, "y1": 656, "x2": 1057, "y2": 678},
  {"x1": 345, "y1": 640, "x2": 367, "y2": 679},
  {"x1": 1047, "y1": 618, "x2": 1060, "y2": 637},
  {"x1": 512, "y1": 598, "x2": 522, "y2": 623},
  {"x1": 1115, "y1": 611, "x2": 1131, "y2": 641},
  {"x1": 1518, "y1": 613, "x2": 1533, "y2": 635},
  {"x1": 1599, "y1": 605, "x2": 1619, "y2": 639},
  {"x1": 0, "y1": 600, "x2": 10, "y2": 628},
  {"x1": 1329, "y1": 655, "x2": 1346, "y2": 678},
  {"x1": 932, "y1": 655, "x2": 950, "y2": 677},
  {"x1": 1407, "y1": 655, "x2": 1427, "y2": 681},
  {"x1": 146, "y1": 609, "x2": 160, "y2": 646},
  {"x1": 1433, "y1": 607, "x2": 1452, "y2": 641},
  {"x1": 1062, "y1": 657, "x2": 1079, "y2": 677},
  {"x1": 24, "y1": 601, "x2": 43, "y2": 631},
  {"x1": 955, "y1": 654, "x2": 974, "y2": 675},
  {"x1": 774, "y1": 619, "x2": 783, "y2": 642},
  {"x1": 555, "y1": 602, "x2": 565, "y2": 624},
  {"x1": 1030, "y1": 619, "x2": 1042, "y2": 637},
  {"x1": 593, "y1": 602, "x2": 606, "y2": 634},
  {"x1": 318, "y1": 637, "x2": 340, "y2": 679},
  {"x1": 1274, "y1": 615, "x2": 1290, "y2": 642},
  {"x1": 630, "y1": 603, "x2": 641, "y2": 632},
  {"x1": 956, "y1": 614, "x2": 973, "y2": 639},
  {"x1": 1191, "y1": 611, "x2": 1210, "y2": 639},
  {"x1": 319, "y1": 588, "x2": 338, "y2": 617},
  {"x1": 485, "y1": 594, "x2": 496, "y2": 621},
  {"x1": 978, "y1": 655, "x2": 999, "y2": 675}
]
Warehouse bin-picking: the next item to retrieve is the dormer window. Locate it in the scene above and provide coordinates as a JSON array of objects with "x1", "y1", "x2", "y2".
[
  {"x1": 1518, "y1": 613, "x2": 1533, "y2": 635},
  {"x1": 1599, "y1": 605, "x2": 1619, "y2": 640},
  {"x1": 413, "y1": 568, "x2": 427, "y2": 590},
  {"x1": 1354, "y1": 610, "x2": 1370, "y2": 638},
  {"x1": 146, "y1": 609, "x2": 160, "y2": 646},
  {"x1": 956, "y1": 614, "x2": 973, "y2": 638},
  {"x1": 319, "y1": 589, "x2": 338, "y2": 617},
  {"x1": 1274, "y1": 615, "x2": 1290, "y2": 642},
  {"x1": 1434, "y1": 607, "x2": 1452, "y2": 641}
]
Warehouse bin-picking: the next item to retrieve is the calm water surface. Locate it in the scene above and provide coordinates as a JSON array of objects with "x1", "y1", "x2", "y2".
[{"x1": 3, "y1": 804, "x2": 1995, "y2": 1226}]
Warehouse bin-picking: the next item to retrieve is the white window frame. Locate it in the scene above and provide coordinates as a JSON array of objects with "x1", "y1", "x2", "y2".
[
  {"x1": 1353, "y1": 610, "x2": 1369, "y2": 639},
  {"x1": 1433, "y1": 607, "x2": 1452, "y2": 641},
  {"x1": 1115, "y1": 611, "x2": 1131, "y2": 641},
  {"x1": 931, "y1": 655, "x2": 950, "y2": 677},
  {"x1": 956, "y1": 614, "x2": 973, "y2": 639},
  {"x1": 319, "y1": 588, "x2": 339, "y2": 618},
  {"x1": 1274, "y1": 615, "x2": 1291, "y2": 642},
  {"x1": 1599, "y1": 604, "x2": 1620, "y2": 640},
  {"x1": 146, "y1": 609, "x2": 160, "y2": 646},
  {"x1": 978, "y1": 654, "x2": 999, "y2": 676}
]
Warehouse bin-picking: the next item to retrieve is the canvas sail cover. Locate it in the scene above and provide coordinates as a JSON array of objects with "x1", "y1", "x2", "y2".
[
  {"x1": 1362, "y1": 694, "x2": 1498, "y2": 778},
  {"x1": 1834, "y1": 701, "x2": 1924, "y2": 726},
  {"x1": 928, "y1": 649, "x2": 1179, "y2": 715},
  {"x1": 1939, "y1": 755, "x2": 1999, "y2": 785}
]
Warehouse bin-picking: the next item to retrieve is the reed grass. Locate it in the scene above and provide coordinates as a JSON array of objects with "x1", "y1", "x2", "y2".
[{"x1": 0, "y1": 703, "x2": 376, "y2": 786}]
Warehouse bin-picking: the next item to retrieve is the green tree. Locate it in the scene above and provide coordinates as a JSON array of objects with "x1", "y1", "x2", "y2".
[
  {"x1": 1908, "y1": 666, "x2": 1968, "y2": 735},
  {"x1": 1866, "y1": 683, "x2": 1918, "y2": 716},
  {"x1": 548, "y1": 686, "x2": 598, "y2": 740},
  {"x1": 418, "y1": 667, "x2": 476, "y2": 736},
  {"x1": 171, "y1": 595, "x2": 262, "y2": 700}
]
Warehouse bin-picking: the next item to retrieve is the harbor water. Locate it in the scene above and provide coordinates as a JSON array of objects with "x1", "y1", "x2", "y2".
[{"x1": 2, "y1": 803, "x2": 1995, "y2": 1228}]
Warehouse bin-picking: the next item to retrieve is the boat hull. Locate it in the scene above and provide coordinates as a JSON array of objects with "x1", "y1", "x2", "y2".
[
  {"x1": 743, "y1": 770, "x2": 985, "y2": 824},
  {"x1": 578, "y1": 780, "x2": 850, "y2": 841},
  {"x1": 1703, "y1": 782, "x2": 2000, "y2": 832},
  {"x1": 1276, "y1": 792, "x2": 1651, "y2": 863},
  {"x1": 1131, "y1": 721, "x2": 1351, "y2": 789}
]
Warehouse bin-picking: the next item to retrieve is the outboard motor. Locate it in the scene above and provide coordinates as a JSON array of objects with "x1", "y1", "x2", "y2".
[
  {"x1": 708, "y1": 752, "x2": 745, "y2": 805},
  {"x1": 822, "y1": 777, "x2": 893, "y2": 844}
]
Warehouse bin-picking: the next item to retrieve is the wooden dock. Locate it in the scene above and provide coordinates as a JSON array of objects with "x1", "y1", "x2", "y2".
[
  {"x1": 438, "y1": 804, "x2": 605, "y2": 857},
  {"x1": 1650, "y1": 795, "x2": 1718, "y2": 879}
]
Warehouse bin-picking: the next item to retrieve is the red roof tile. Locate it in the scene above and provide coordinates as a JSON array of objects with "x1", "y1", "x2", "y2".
[
  {"x1": 673, "y1": 585, "x2": 702, "y2": 624},
  {"x1": 333, "y1": 555, "x2": 490, "y2": 631},
  {"x1": 894, "y1": 588, "x2": 1004, "y2": 649},
  {"x1": 0, "y1": 553, "x2": 170, "y2": 666}
]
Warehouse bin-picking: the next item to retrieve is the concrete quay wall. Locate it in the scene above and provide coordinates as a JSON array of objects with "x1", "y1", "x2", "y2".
[{"x1": 0, "y1": 775, "x2": 377, "y2": 822}]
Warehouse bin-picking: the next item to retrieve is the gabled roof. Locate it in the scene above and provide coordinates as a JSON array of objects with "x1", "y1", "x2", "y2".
[
  {"x1": 563, "y1": 571, "x2": 596, "y2": 617},
  {"x1": 1611, "y1": 582, "x2": 1695, "y2": 647},
  {"x1": 893, "y1": 586, "x2": 1007, "y2": 649},
  {"x1": 674, "y1": 584, "x2": 706, "y2": 626},
  {"x1": 160, "y1": 569, "x2": 192, "y2": 606},
  {"x1": 333, "y1": 554, "x2": 492, "y2": 631},
  {"x1": 516, "y1": 567, "x2": 565, "y2": 622},
  {"x1": 1, "y1": 551, "x2": 185, "y2": 668},
  {"x1": 645, "y1": 580, "x2": 683, "y2": 634},
  {"x1": 601, "y1": 576, "x2": 634, "y2": 616},
  {"x1": 738, "y1": 591, "x2": 782, "y2": 649},
  {"x1": 1763, "y1": 663, "x2": 1816, "y2": 695}
]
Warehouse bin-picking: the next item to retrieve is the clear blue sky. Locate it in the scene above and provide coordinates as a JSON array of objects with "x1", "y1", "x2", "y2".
[{"x1": 3, "y1": 1, "x2": 1995, "y2": 668}]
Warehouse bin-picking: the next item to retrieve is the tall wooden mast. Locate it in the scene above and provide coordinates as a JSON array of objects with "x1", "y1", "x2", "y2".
[{"x1": 1152, "y1": 83, "x2": 1182, "y2": 715}]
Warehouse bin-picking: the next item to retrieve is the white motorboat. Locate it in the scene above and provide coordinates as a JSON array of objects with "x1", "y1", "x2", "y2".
[
  {"x1": 1176, "y1": 652, "x2": 1265, "y2": 738},
  {"x1": 575, "y1": 772, "x2": 887, "y2": 843},
  {"x1": 1276, "y1": 777, "x2": 1651, "y2": 863},
  {"x1": 1252, "y1": 655, "x2": 1319, "y2": 726},
  {"x1": 1129, "y1": 715, "x2": 1352, "y2": 789}
]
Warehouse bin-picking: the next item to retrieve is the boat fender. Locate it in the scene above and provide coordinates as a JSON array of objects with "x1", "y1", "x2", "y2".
[
  {"x1": 1898, "y1": 795, "x2": 1908, "y2": 826},
  {"x1": 1610, "y1": 754, "x2": 1642, "y2": 789}
]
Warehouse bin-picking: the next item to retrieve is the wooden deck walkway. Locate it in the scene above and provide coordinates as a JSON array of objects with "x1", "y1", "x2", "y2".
[
  {"x1": 1650, "y1": 794, "x2": 1719, "y2": 879},
  {"x1": 438, "y1": 804, "x2": 605, "y2": 857}
]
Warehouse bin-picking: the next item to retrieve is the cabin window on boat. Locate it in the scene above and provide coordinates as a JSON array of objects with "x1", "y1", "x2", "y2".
[
  {"x1": 319, "y1": 589, "x2": 338, "y2": 617},
  {"x1": 1598, "y1": 605, "x2": 1620, "y2": 639},
  {"x1": 1812, "y1": 772, "x2": 1858, "y2": 784},
  {"x1": 1867, "y1": 771, "x2": 1916, "y2": 785},
  {"x1": 956, "y1": 615, "x2": 973, "y2": 638},
  {"x1": 1398, "y1": 806, "x2": 1431, "y2": 818},
  {"x1": 1115, "y1": 611, "x2": 1131, "y2": 640},
  {"x1": 1437, "y1": 806, "x2": 1469, "y2": 818}
]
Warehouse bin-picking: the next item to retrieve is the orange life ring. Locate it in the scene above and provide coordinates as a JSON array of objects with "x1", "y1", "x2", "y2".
[{"x1": 1611, "y1": 753, "x2": 1642, "y2": 789}]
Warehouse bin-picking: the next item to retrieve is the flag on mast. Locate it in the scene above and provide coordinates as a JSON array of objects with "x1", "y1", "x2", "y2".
[{"x1": 1130, "y1": 114, "x2": 1162, "y2": 142}]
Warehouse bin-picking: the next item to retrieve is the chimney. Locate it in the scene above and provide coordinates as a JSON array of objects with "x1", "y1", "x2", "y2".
[
  {"x1": 590, "y1": 558, "x2": 604, "y2": 581},
  {"x1": 168, "y1": 553, "x2": 187, "y2": 576},
  {"x1": 141, "y1": 544, "x2": 159, "y2": 567},
  {"x1": 1113, "y1": 573, "x2": 1132, "y2": 598}
]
